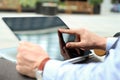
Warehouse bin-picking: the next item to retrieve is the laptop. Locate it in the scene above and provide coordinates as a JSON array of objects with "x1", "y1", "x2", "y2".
[{"x1": 0, "y1": 16, "x2": 69, "y2": 62}]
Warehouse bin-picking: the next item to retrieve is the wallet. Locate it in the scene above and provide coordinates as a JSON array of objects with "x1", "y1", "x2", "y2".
[{"x1": 58, "y1": 30, "x2": 101, "y2": 63}]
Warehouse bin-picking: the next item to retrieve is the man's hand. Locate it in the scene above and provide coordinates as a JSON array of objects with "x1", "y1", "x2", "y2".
[
  {"x1": 59, "y1": 28, "x2": 107, "y2": 56},
  {"x1": 16, "y1": 41, "x2": 49, "y2": 78}
]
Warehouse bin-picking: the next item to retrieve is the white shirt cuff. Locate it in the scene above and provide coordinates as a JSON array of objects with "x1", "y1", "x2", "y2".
[{"x1": 106, "y1": 37, "x2": 118, "y2": 51}]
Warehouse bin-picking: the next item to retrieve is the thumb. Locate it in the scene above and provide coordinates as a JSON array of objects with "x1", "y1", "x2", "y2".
[{"x1": 66, "y1": 42, "x2": 82, "y2": 48}]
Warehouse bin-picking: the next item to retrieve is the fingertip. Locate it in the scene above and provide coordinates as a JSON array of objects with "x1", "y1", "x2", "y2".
[
  {"x1": 58, "y1": 28, "x2": 62, "y2": 31},
  {"x1": 58, "y1": 28, "x2": 66, "y2": 32},
  {"x1": 66, "y1": 42, "x2": 80, "y2": 48},
  {"x1": 66, "y1": 42, "x2": 72, "y2": 48}
]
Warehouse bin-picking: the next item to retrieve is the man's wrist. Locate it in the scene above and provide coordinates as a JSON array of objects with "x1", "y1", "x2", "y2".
[{"x1": 38, "y1": 58, "x2": 50, "y2": 71}]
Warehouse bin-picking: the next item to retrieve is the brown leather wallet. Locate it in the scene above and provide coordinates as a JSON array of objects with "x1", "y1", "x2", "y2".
[
  {"x1": 58, "y1": 30, "x2": 85, "y2": 60},
  {"x1": 58, "y1": 31, "x2": 120, "y2": 63},
  {"x1": 58, "y1": 30, "x2": 101, "y2": 63}
]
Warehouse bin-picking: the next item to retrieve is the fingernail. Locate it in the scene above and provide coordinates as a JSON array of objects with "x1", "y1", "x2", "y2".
[
  {"x1": 66, "y1": 43, "x2": 70, "y2": 47},
  {"x1": 58, "y1": 28, "x2": 62, "y2": 31}
]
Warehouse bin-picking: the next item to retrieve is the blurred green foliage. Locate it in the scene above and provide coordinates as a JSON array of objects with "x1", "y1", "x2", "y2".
[
  {"x1": 19, "y1": 0, "x2": 60, "y2": 8},
  {"x1": 88, "y1": 0, "x2": 103, "y2": 5},
  {"x1": 19, "y1": 0, "x2": 37, "y2": 8}
]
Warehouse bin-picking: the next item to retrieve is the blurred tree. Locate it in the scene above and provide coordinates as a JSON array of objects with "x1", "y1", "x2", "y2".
[
  {"x1": 88, "y1": 0, "x2": 103, "y2": 14},
  {"x1": 19, "y1": 0, "x2": 38, "y2": 8},
  {"x1": 88, "y1": 0, "x2": 103, "y2": 5}
]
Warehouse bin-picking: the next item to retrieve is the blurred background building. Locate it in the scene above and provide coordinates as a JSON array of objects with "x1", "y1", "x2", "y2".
[{"x1": 0, "y1": 0, "x2": 120, "y2": 15}]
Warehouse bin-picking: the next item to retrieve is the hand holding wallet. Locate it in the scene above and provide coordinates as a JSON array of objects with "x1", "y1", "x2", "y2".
[
  {"x1": 58, "y1": 30, "x2": 101, "y2": 63},
  {"x1": 58, "y1": 30, "x2": 85, "y2": 60}
]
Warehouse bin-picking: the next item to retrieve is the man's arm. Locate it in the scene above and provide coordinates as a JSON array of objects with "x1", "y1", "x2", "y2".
[
  {"x1": 16, "y1": 28, "x2": 119, "y2": 80},
  {"x1": 43, "y1": 37, "x2": 120, "y2": 80}
]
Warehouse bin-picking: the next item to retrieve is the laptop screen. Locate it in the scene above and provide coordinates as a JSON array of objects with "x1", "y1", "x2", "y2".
[
  {"x1": 2, "y1": 16, "x2": 69, "y2": 61},
  {"x1": 2, "y1": 17, "x2": 67, "y2": 31}
]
